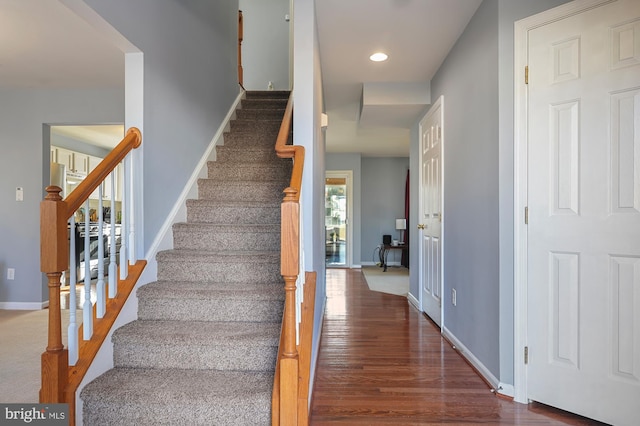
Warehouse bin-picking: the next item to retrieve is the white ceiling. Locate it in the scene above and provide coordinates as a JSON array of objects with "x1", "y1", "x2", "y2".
[
  {"x1": 0, "y1": 0, "x2": 123, "y2": 89},
  {"x1": 0, "y1": 0, "x2": 124, "y2": 148},
  {"x1": 0, "y1": 0, "x2": 482, "y2": 154},
  {"x1": 51, "y1": 124, "x2": 125, "y2": 149},
  {"x1": 316, "y1": 0, "x2": 482, "y2": 156}
]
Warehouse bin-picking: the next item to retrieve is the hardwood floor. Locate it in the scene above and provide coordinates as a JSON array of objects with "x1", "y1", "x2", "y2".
[{"x1": 309, "y1": 269, "x2": 606, "y2": 425}]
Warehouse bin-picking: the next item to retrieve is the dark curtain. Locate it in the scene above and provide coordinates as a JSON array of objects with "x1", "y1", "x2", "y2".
[{"x1": 402, "y1": 169, "x2": 410, "y2": 268}]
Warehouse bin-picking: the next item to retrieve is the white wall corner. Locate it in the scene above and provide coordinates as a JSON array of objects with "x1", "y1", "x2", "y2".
[{"x1": 125, "y1": 52, "x2": 145, "y2": 260}]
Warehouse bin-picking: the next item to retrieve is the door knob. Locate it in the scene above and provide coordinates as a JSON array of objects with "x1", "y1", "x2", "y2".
[{"x1": 417, "y1": 224, "x2": 425, "y2": 230}]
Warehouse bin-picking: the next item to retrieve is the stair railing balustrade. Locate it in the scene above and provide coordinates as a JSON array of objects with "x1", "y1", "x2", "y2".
[
  {"x1": 272, "y1": 93, "x2": 315, "y2": 425},
  {"x1": 40, "y1": 128, "x2": 146, "y2": 425}
]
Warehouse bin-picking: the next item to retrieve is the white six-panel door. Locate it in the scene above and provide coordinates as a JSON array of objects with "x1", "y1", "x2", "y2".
[
  {"x1": 526, "y1": 1, "x2": 640, "y2": 424},
  {"x1": 419, "y1": 97, "x2": 443, "y2": 327}
]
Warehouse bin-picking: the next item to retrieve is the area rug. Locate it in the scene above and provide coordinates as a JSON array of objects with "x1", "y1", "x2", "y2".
[{"x1": 361, "y1": 266, "x2": 409, "y2": 296}]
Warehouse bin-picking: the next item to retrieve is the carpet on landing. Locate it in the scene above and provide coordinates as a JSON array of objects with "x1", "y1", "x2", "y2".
[{"x1": 361, "y1": 266, "x2": 409, "y2": 296}]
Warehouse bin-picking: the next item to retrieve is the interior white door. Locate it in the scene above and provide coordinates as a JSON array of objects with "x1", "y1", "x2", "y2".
[
  {"x1": 527, "y1": 1, "x2": 640, "y2": 424},
  {"x1": 419, "y1": 97, "x2": 443, "y2": 327}
]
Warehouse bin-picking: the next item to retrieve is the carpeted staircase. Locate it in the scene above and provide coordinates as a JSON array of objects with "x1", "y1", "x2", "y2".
[{"x1": 81, "y1": 91, "x2": 291, "y2": 425}]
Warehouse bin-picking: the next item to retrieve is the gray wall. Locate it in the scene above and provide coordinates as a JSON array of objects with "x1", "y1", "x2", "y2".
[
  {"x1": 85, "y1": 0, "x2": 240, "y2": 255},
  {"x1": 0, "y1": 0, "x2": 240, "y2": 306},
  {"x1": 325, "y1": 153, "x2": 361, "y2": 266},
  {"x1": 0, "y1": 88, "x2": 124, "y2": 305},
  {"x1": 292, "y1": 0, "x2": 327, "y2": 400},
  {"x1": 239, "y1": 0, "x2": 290, "y2": 91},
  {"x1": 361, "y1": 158, "x2": 409, "y2": 265},
  {"x1": 431, "y1": 0, "x2": 501, "y2": 378},
  {"x1": 409, "y1": 0, "x2": 570, "y2": 386},
  {"x1": 325, "y1": 154, "x2": 409, "y2": 267}
]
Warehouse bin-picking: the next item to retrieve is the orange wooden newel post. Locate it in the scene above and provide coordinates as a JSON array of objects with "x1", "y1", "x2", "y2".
[
  {"x1": 39, "y1": 186, "x2": 69, "y2": 403},
  {"x1": 280, "y1": 187, "x2": 299, "y2": 425}
]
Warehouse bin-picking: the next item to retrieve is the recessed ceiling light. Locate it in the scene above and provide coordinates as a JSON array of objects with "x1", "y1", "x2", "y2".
[{"x1": 369, "y1": 52, "x2": 388, "y2": 62}]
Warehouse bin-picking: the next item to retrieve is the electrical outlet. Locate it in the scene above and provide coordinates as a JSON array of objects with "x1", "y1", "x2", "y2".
[
  {"x1": 452, "y1": 288, "x2": 457, "y2": 306},
  {"x1": 7, "y1": 268, "x2": 15, "y2": 280}
]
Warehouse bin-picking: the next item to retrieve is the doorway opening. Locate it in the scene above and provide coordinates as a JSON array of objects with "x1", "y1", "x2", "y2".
[{"x1": 325, "y1": 172, "x2": 351, "y2": 267}]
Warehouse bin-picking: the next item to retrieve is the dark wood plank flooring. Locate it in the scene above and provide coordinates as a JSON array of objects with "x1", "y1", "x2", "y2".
[{"x1": 309, "y1": 268, "x2": 606, "y2": 425}]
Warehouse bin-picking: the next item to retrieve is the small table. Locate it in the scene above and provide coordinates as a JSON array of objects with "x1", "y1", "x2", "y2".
[{"x1": 380, "y1": 244, "x2": 407, "y2": 272}]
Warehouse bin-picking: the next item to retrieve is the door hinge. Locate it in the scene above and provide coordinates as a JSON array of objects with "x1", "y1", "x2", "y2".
[
  {"x1": 524, "y1": 206, "x2": 528, "y2": 225},
  {"x1": 525, "y1": 66, "x2": 529, "y2": 84},
  {"x1": 524, "y1": 346, "x2": 529, "y2": 364},
  {"x1": 438, "y1": 126, "x2": 442, "y2": 140}
]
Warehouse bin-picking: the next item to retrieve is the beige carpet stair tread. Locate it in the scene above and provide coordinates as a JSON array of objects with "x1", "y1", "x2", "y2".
[
  {"x1": 114, "y1": 320, "x2": 280, "y2": 346},
  {"x1": 82, "y1": 90, "x2": 289, "y2": 424},
  {"x1": 138, "y1": 281, "x2": 284, "y2": 299},
  {"x1": 81, "y1": 368, "x2": 273, "y2": 425}
]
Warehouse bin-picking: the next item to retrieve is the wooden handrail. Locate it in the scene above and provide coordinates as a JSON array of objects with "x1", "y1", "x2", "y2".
[
  {"x1": 275, "y1": 95, "x2": 304, "y2": 203},
  {"x1": 40, "y1": 127, "x2": 143, "y2": 425},
  {"x1": 65, "y1": 127, "x2": 141, "y2": 216},
  {"x1": 272, "y1": 93, "x2": 315, "y2": 425},
  {"x1": 275, "y1": 93, "x2": 300, "y2": 425}
]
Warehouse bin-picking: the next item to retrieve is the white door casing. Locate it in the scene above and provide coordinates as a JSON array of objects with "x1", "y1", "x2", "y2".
[
  {"x1": 515, "y1": 1, "x2": 640, "y2": 424},
  {"x1": 419, "y1": 96, "x2": 444, "y2": 327}
]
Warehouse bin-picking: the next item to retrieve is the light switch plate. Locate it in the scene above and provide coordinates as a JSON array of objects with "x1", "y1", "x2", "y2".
[{"x1": 16, "y1": 187, "x2": 23, "y2": 201}]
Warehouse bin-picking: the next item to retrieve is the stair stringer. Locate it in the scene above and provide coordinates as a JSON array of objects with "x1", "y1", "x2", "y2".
[{"x1": 72, "y1": 88, "x2": 244, "y2": 425}]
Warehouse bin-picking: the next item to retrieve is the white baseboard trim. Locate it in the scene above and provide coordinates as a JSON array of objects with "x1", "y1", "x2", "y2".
[
  {"x1": 361, "y1": 261, "x2": 377, "y2": 266},
  {"x1": 407, "y1": 293, "x2": 420, "y2": 310},
  {"x1": 0, "y1": 301, "x2": 49, "y2": 310},
  {"x1": 442, "y1": 326, "x2": 500, "y2": 392},
  {"x1": 498, "y1": 382, "x2": 515, "y2": 398}
]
